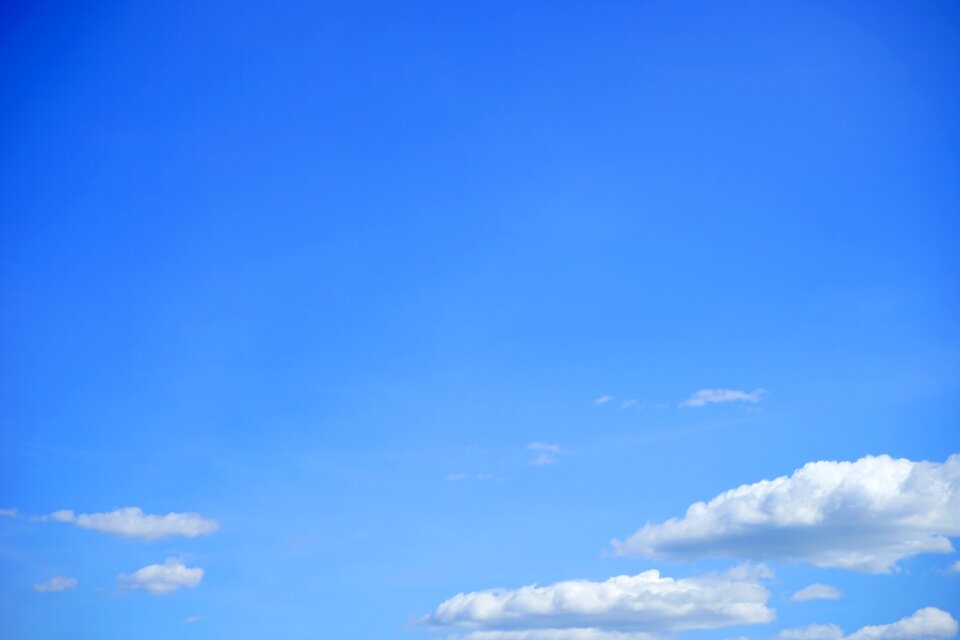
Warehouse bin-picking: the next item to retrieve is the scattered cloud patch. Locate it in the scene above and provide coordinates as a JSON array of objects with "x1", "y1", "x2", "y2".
[
  {"x1": 52, "y1": 507, "x2": 218, "y2": 541},
  {"x1": 950, "y1": 560, "x2": 960, "y2": 573},
  {"x1": 621, "y1": 399, "x2": 640, "y2": 410},
  {"x1": 777, "y1": 608, "x2": 957, "y2": 640},
  {"x1": 527, "y1": 442, "x2": 566, "y2": 466},
  {"x1": 680, "y1": 388, "x2": 765, "y2": 408},
  {"x1": 424, "y1": 565, "x2": 774, "y2": 637},
  {"x1": 612, "y1": 454, "x2": 960, "y2": 572},
  {"x1": 791, "y1": 583, "x2": 842, "y2": 602},
  {"x1": 446, "y1": 473, "x2": 467, "y2": 481},
  {"x1": 0, "y1": 508, "x2": 18, "y2": 518},
  {"x1": 184, "y1": 614, "x2": 203, "y2": 624},
  {"x1": 33, "y1": 576, "x2": 78, "y2": 593},
  {"x1": 119, "y1": 558, "x2": 203, "y2": 594},
  {"x1": 595, "y1": 395, "x2": 615, "y2": 405}
]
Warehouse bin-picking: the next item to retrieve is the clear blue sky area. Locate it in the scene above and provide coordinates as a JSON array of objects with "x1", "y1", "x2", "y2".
[{"x1": 1, "y1": 2, "x2": 958, "y2": 639}]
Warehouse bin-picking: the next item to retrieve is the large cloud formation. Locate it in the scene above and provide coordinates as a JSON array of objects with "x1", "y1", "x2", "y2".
[
  {"x1": 51, "y1": 507, "x2": 218, "y2": 541},
  {"x1": 613, "y1": 454, "x2": 960, "y2": 572},
  {"x1": 777, "y1": 607, "x2": 957, "y2": 640},
  {"x1": 424, "y1": 565, "x2": 774, "y2": 639}
]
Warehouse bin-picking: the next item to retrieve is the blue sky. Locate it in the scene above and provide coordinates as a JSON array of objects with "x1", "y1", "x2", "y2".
[{"x1": 1, "y1": 1, "x2": 958, "y2": 638}]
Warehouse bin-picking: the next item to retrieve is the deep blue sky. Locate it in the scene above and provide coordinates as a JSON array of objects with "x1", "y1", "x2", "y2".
[{"x1": 1, "y1": 2, "x2": 958, "y2": 639}]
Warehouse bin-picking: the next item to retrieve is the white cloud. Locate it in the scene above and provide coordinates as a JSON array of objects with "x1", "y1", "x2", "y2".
[
  {"x1": 456, "y1": 631, "x2": 655, "y2": 640},
  {"x1": 184, "y1": 614, "x2": 203, "y2": 624},
  {"x1": 424, "y1": 565, "x2": 774, "y2": 637},
  {"x1": 595, "y1": 396, "x2": 615, "y2": 405},
  {"x1": 791, "y1": 584, "x2": 842, "y2": 602},
  {"x1": 778, "y1": 608, "x2": 957, "y2": 640},
  {"x1": 527, "y1": 442, "x2": 566, "y2": 466},
  {"x1": 118, "y1": 558, "x2": 203, "y2": 594},
  {"x1": 950, "y1": 560, "x2": 960, "y2": 573},
  {"x1": 33, "y1": 576, "x2": 78, "y2": 593},
  {"x1": 0, "y1": 508, "x2": 18, "y2": 518},
  {"x1": 679, "y1": 388, "x2": 765, "y2": 408},
  {"x1": 778, "y1": 625, "x2": 844, "y2": 640},
  {"x1": 612, "y1": 454, "x2": 960, "y2": 572},
  {"x1": 52, "y1": 507, "x2": 218, "y2": 541}
]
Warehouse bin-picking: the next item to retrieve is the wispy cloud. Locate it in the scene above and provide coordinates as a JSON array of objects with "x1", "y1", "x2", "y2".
[
  {"x1": 620, "y1": 399, "x2": 640, "y2": 410},
  {"x1": 613, "y1": 454, "x2": 960, "y2": 572},
  {"x1": 776, "y1": 608, "x2": 957, "y2": 640},
  {"x1": 0, "y1": 508, "x2": 19, "y2": 518},
  {"x1": 791, "y1": 583, "x2": 842, "y2": 602},
  {"x1": 679, "y1": 388, "x2": 766, "y2": 408},
  {"x1": 594, "y1": 395, "x2": 615, "y2": 405},
  {"x1": 33, "y1": 576, "x2": 78, "y2": 593},
  {"x1": 118, "y1": 558, "x2": 203, "y2": 594},
  {"x1": 423, "y1": 564, "x2": 774, "y2": 637},
  {"x1": 184, "y1": 614, "x2": 203, "y2": 624},
  {"x1": 952, "y1": 560, "x2": 960, "y2": 573},
  {"x1": 446, "y1": 473, "x2": 467, "y2": 481},
  {"x1": 527, "y1": 442, "x2": 566, "y2": 466},
  {"x1": 52, "y1": 507, "x2": 218, "y2": 541}
]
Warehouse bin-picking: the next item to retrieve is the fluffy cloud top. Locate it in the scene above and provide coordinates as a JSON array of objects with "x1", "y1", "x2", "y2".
[
  {"x1": 777, "y1": 608, "x2": 957, "y2": 640},
  {"x1": 424, "y1": 565, "x2": 774, "y2": 637},
  {"x1": 612, "y1": 454, "x2": 960, "y2": 572},
  {"x1": 118, "y1": 558, "x2": 203, "y2": 594},
  {"x1": 791, "y1": 584, "x2": 842, "y2": 602},
  {"x1": 33, "y1": 576, "x2": 78, "y2": 593},
  {"x1": 52, "y1": 507, "x2": 218, "y2": 541},
  {"x1": 679, "y1": 388, "x2": 765, "y2": 408}
]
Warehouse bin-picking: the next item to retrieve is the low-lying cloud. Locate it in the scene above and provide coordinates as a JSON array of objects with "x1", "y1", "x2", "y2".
[
  {"x1": 52, "y1": 507, "x2": 218, "y2": 541},
  {"x1": 777, "y1": 608, "x2": 957, "y2": 640},
  {"x1": 612, "y1": 454, "x2": 960, "y2": 572},
  {"x1": 424, "y1": 565, "x2": 774, "y2": 637}
]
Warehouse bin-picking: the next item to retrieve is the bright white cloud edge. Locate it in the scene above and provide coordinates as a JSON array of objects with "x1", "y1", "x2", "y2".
[
  {"x1": 791, "y1": 583, "x2": 842, "y2": 602},
  {"x1": 118, "y1": 558, "x2": 203, "y2": 594},
  {"x1": 613, "y1": 454, "x2": 960, "y2": 572},
  {"x1": 33, "y1": 576, "x2": 78, "y2": 593},
  {"x1": 777, "y1": 607, "x2": 957, "y2": 640},
  {"x1": 424, "y1": 564, "x2": 774, "y2": 636},
  {"x1": 52, "y1": 507, "x2": 218, "y2": 541}
]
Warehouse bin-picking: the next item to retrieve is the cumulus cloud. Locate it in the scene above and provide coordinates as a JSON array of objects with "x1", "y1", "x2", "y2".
[
  {"x1": 777, "y1": 608, "x2": 957, "y2": 640},
  {"x1": 612, "y1": 454, "x2": 960, "y2": 572},
  {"x1": 790, "y1": 584, "x2": 842, "y2": 602},
  {"x1": 118, "y1": 558, "x2": 203, "y2": 594},
  {"x1": 679, "y1": 388, "x2": 766, "y2": 408},
  {"x1": 527, "y1": 442, "x2": 566, "y2": 466},
  {"x1": 595, "y1": 396, "x2": 615, "y2": 405},
  {"x1": 33, "y1": 576, "x2": 78, "y2": 593},
  {"x1": 52, "y1": 507, "x2": 218, "y2": 541},
  {"x1": 424, "y1": 565, "x2": 774, "y2": 637}
]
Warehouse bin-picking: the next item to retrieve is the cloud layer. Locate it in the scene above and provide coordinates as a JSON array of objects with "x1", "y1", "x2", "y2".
[
  {"x1": 118, "y1": 558, "x2": 203, "y2": 594},
  {"x1": 613, "y1": 454, "x2": 960, "y2": 572},
  {"x1": 33, "y1": 576, "x2": 78, "y2": 593},
  {"x1": 52, "y1": 507, "x2": 218, "y2": 541},
  {"x1": 679, "y1": 388, "x2": 765, "y2": 408},
  {"x1": 791, "y1": 583, "x2": 842, "y2": 602},
  {"x1": 424, "y1": 565, "x2": 773, "y2": 637},
  {"x1": 777, "y1": 608, "x2": 957, "y2": 640}
]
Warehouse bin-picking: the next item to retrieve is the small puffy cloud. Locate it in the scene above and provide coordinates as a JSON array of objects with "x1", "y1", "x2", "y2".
[
  {"x1": 33, "y1": 576, "x2": 78, "y2": 593},
  {"x1": 791, "y1": 583, "x2": 842, "y2": 602},
  {"x1": 680, "y1": 388, "x2": 765, "y2": 408},
  {"x1": 424, "y1": 565, "x2": 774, "y2": 637},
  {"x1": 184, "y1": 614, "x2": 203, "y2": 624},
  {"x1": 595, "y1": 395, "x2": 615, "y2": 405},
  {"x1": 119, "y1": 558, "x2": 203, "y2": 594},
  {"x1": 52, "y1": 507, "x2": 218, "y2": 541},
  {"x1": 0, "y1": 508, "x2": 18, "y2": 518},
  {"x1": 612, "y1": 454, "x2": 960, "y2": 572},
  {"x1": 778, "y1": 608, "x2": 957, "y2": 640},
  {"x1": 527, "y1": 442, "x2": 566, "y2": 466}
]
